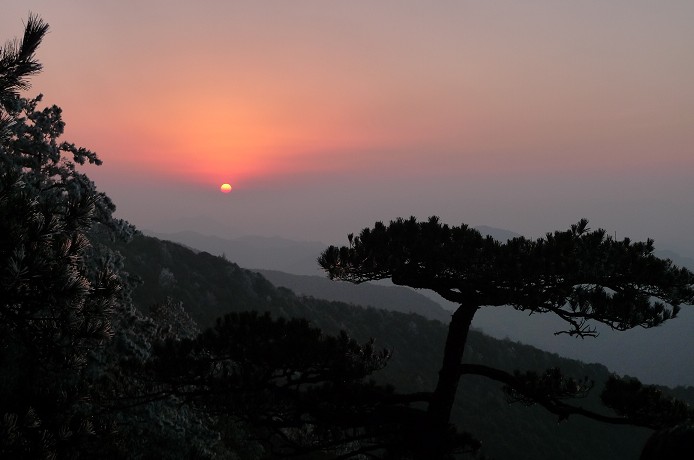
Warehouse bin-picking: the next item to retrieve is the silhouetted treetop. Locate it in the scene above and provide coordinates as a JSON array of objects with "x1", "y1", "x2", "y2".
[
  {"x1": 0, "y1": 13, "x2": 48, "y2": 110},
  {"x1": 319, "y1": 216, "x2": 694, "y2": 337},
  {"x1": 321, "y1": 216, "x2": 694, "y2": 458}
]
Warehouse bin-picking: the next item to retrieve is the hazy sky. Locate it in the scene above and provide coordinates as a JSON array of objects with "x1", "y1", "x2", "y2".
[{"x1": 4, "y1": 1, "x2": 694, "y2": 255}]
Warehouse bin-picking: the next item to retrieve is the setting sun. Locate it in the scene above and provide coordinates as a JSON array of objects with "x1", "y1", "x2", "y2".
[{"x1": 220, "y1": 183, "x2": 232, "y2": 193}]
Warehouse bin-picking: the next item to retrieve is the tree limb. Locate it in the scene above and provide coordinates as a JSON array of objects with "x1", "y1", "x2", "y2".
[{"x1": 459, "y1": 364, "x2": 658, "y2": 428}]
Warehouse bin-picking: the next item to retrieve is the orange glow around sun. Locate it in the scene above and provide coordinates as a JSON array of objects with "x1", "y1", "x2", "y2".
[{"x1": 114, "y1": 86, "x2": 428, "y2": 190}]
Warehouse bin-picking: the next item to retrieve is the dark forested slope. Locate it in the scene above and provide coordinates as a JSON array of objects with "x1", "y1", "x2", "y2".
[{"x1": 111, "y1": 233, "x2": 658, "y2": 459}]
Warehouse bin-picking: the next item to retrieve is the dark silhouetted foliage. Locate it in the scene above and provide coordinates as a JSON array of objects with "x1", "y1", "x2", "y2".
[
  {"x1": 0, "y1": 14, "x2": 47, "y2": 113},
  {"x1": 640, "y1": 423, "x2": 694, "y2": 460},
  {"x1": 319, "y1": 216, "x2": 694, "y2": 458},
  {"x1": 0, "y1": 16, "x2": 127, "y2": 458},
  {"x1": 143, "y1": 311, "x2": 416, "y2": 457},
  {"x1": 602, "y1": 376, "x2": 694, "y2": 429}
]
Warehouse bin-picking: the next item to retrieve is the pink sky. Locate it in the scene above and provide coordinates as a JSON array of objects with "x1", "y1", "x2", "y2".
[{"x1": 3, "y1": 1, "x2": 694, "y2": 255}]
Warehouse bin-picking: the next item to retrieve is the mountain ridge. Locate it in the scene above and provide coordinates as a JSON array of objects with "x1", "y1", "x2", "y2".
[
  {"x1": 110, "y1": 232, "x2": 656, "y2": 459},
  {"x1": 256, "y1": 269, "x2": 452, "y2": 323},
  {"x1": 146, "y1": 227, "x2": 694, "y2": 386}
]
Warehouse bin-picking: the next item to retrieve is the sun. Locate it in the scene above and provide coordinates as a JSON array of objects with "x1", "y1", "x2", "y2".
[{"x1": 220, "y1": 183, "x2": 232, "y2": 193}]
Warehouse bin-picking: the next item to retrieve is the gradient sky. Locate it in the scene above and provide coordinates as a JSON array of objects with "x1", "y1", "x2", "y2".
[{"x1": 3, "y1": 1, "x2": 694, "y2": 255}]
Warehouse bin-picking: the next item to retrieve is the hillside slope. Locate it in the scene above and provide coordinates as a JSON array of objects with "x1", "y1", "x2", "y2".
[
  {"x1": 150, "y1": 228, "x2": 694, "y2": 387},
  {"x1": 111, "y1": 233, "x2": 653, "y2": 459},
  {"x1": 256, "y1": 269, "x2": 452, "y2": 323},
  {"x1": 145, "y1": 230, "x2": 325, "y2": 275}
]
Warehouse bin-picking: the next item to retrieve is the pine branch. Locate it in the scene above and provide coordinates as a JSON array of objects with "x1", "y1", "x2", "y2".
[
  {"x1": 459, "y1": 363, "x2": 661, "y2": 428},
  {"x1": 1, "y1": 14, "x2": 49, "y2": 105}
]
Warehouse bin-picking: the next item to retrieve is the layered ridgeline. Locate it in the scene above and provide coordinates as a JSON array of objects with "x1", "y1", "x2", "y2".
[
  {"x1": 108, "y1": 233, "x2": 670, "y2": 460},
  {"x1": 151, "y1": 228, "x2": 694, "y2": 388},
  {"x1": 256, "y1": 269, "x2": 452, "y2": 323}
]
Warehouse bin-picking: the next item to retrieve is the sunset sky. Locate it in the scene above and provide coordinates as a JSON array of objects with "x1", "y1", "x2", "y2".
[{"x1": 3, "y1": 1, "x2": 694, "y2": 255}]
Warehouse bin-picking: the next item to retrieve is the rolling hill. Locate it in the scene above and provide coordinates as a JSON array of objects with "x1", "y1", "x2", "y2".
[
  {"x1": 106, "y1": 232, "x2": 665, "y2": 459},
  {"x1": 149, "y1": 227, "x2": 694, "y2": 387}
]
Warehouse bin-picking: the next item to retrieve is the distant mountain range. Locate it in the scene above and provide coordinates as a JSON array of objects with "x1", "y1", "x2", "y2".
[
  {"x1": 147, "y1": 226, "x2": 694, "y2": 387},
  {"x1": 146, "y1": 229, "x2": 326, "y2": 275},
  {"x1": 256, "y1": 269, "x2": 452, "y2": 323}
]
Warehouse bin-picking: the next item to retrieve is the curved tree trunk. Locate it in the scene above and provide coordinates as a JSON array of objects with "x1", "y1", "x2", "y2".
[{"x1": 421, "y1": 303, "x2": 478, "y2": 458}]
